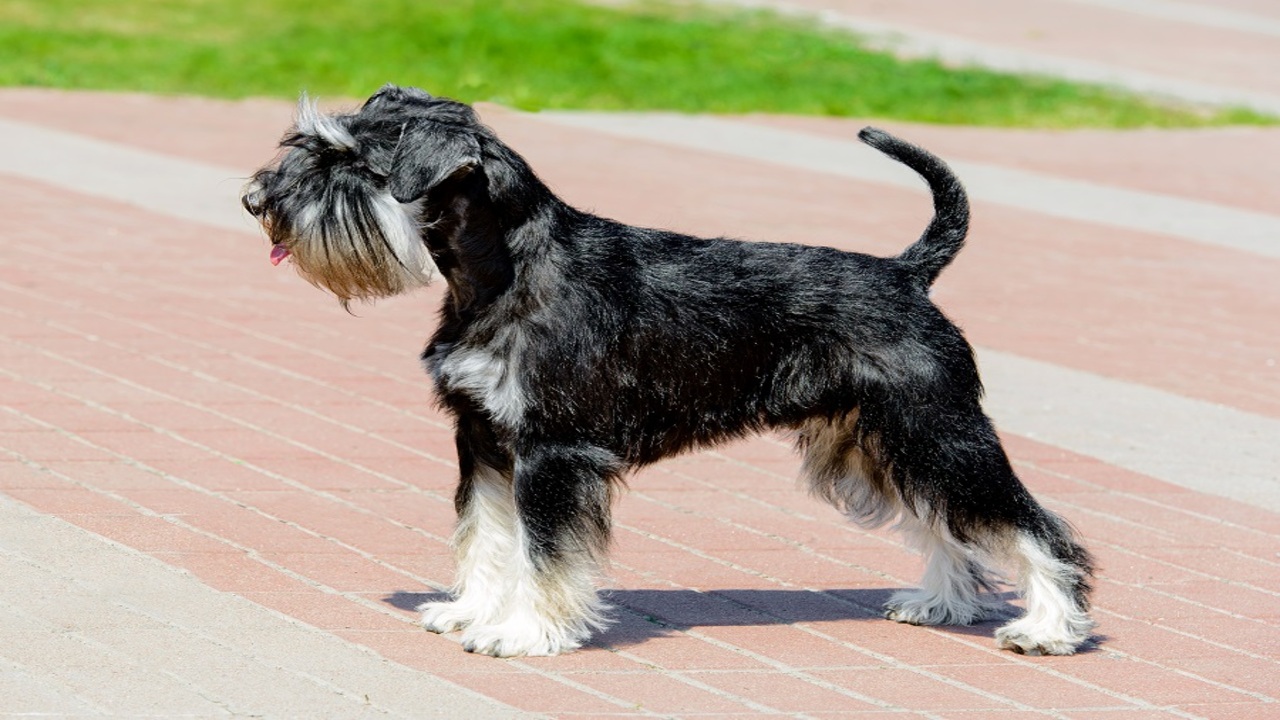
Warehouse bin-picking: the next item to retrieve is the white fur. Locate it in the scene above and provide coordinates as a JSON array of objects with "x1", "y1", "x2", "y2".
[
  {"x1": 885, "y1": 517, "x2": 1003, "y2": 626},
  {"x1": 434, "y1": 329, "x2": 526, "y2": 427},
  {"x1": 419, "y1": 465, "x2": 606, "y2": 657},
  {"x1": 295, "y1": 95, "x2": 356, "y2": 150},
  {"x1": 459, "y1": 522, "x2": 605, "y2": 657},
  {"x1": 420, "y1": 466, "x2": 519, "y2": 633},
  {"x1": 371, "y1": 195, "x2": 436, "y2": 287},
  {"x1": 995, "y1": 534, "x2": 1095, "y2": 656}
]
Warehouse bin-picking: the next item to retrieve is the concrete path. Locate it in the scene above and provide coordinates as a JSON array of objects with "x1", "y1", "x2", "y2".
[{"x1": 2, "y1": 3, "x2": 1279, "y2": 716}]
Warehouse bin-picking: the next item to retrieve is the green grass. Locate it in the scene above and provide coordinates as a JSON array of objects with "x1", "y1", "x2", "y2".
[{"x1": 0, "y1": 0, "x2": 1271, "y2": 127}]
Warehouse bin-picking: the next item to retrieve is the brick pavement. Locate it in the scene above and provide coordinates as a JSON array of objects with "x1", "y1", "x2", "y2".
[{"x1": 2, "y1": 3, "x2": 1279, "y2": 717}]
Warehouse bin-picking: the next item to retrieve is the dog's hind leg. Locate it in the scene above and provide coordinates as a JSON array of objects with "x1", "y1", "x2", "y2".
[
  {"x1": 798, "y1": 414, "x2": 1001, "y2": 626},
  {"x1": 458, "y1": 442, "x2": 617, "y2": 657},
  {"x1": 876, "y1": 403, "x2": 1095, "y2": 655},
  {"x1": 992, "y1": 513, "x2": 1096, "y2": 656}
]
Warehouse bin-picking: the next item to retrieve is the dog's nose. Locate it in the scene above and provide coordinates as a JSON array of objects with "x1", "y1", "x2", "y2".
[{"x1": 242, "y1": 187, "x2": 266, "y2": 217}]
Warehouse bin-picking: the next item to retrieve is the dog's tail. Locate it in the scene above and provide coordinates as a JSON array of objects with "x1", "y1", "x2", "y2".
[{"x1": 858, "y1": 127, "x2": 970, "y2": 286}]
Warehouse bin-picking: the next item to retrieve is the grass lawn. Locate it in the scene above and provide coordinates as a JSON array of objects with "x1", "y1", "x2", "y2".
[{"x1": 0, "y1": 0, "x2": 1271, "y2": 128}]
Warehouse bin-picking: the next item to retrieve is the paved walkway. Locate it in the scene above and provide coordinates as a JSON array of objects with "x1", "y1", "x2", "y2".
[{"x1": 2, "y1": 2, "x2": 1278, "y2": 717}]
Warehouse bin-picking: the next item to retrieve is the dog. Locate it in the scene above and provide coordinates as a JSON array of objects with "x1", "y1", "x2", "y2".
[{"x1": 243, "y1": 84, "x2": 1095, "y2": 658}]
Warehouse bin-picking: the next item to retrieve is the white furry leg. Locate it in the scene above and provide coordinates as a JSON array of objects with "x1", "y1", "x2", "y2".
[
  {"x1": 419, "y1": 466, "x2": 517, "y2": 634},
  {"x1": 885, "y1": 518, "x2": 1002, "y2": 627},
  {"x1": 995, "y1": 533, "x2": 1095, "y2": 656},
  {"x1": 459, "y1": 529, "x2": 607, "y2": 657}
]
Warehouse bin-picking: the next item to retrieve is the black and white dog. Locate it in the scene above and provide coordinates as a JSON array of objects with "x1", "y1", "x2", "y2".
[{"x1": 243, "y1": 85, "x2": 1095, "y2": 658}]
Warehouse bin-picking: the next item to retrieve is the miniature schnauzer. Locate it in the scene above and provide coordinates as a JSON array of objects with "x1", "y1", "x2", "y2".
[{"x1": 243, "y1": 85, "x2": 1095, "y2": 658}]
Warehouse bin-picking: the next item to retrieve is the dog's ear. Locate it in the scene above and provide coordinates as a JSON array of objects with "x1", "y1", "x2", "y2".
[{"x1": 388, "y1": 121, "x2": 482, "y2": 203}]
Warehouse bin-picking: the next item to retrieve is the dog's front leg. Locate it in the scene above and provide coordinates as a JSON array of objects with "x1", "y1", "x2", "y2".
[
  {"x1": 420, "y1": 415, "x2": 518, "y2": 634},
  {"x1": 457, "y1": 442, "x2": 617, "y2": 657}
]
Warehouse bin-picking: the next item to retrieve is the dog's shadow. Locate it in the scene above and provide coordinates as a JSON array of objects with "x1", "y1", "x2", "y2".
[{"x1": 383, "y1": 587, "x2": 1040, "y2": 649}]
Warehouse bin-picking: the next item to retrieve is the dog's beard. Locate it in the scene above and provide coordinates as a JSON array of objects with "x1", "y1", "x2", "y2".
[{"x1": 260, "y1": 179, "x2": 436, "y2": 304}]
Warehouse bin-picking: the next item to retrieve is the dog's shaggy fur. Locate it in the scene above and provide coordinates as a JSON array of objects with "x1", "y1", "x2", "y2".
[{"x1": 244, "y1": 85, "x2": 1095, "y2": 658}]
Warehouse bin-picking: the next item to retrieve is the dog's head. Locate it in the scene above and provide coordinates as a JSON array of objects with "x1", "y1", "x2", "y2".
[{"x1": 242, "y1": 85, "x2": 496, "y2": 304}]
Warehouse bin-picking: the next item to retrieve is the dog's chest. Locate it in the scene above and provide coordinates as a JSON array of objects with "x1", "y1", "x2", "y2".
[{"x1": 425, "y1": 336, "x2": 525, "y2": 426}]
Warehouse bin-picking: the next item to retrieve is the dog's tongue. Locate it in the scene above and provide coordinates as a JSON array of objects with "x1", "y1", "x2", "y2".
[{"x1": 269, "y1": 244, "x2": 291, "y2": 266}]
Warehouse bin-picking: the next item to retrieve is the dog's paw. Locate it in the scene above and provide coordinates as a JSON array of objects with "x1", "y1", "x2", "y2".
[
  {"x1": 995, "y1": 618, "x2": 1090, "y2": 656},
  {"x1": 417, "y1": 600, "x2": 473, "y2": 634},
  {"x1": 459, "y1": 619, "x2": 584, "y2": 657},
  {"x1": 884, "y1": 588, "x2": 995, "y2": 626}
]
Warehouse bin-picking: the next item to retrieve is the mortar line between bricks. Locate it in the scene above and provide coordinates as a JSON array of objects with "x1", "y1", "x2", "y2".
[{"x1": 1, "y1": 444, "x2": 647, "y2": 715}]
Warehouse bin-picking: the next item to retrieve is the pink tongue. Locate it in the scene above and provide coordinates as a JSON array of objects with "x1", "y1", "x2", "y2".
[{"x1": 269, "y1": 245, "x2": 290, "y2": 266}]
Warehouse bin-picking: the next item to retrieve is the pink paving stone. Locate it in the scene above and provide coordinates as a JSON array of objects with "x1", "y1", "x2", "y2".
[
  {"x1": 808, "y1": 666, "x2": 1011, "y2": 712},
  {"x1": 239, "y1": 591, "x2": 411, "y2": 632},
  {"x1": 1061, "y1": 712, "x2": 1176, "y2": 720},
  {"x1": 341, "y1": 488, "x2": 456, "y2": 534},
  {"x1": 686, "y1": 670, "x2": 885, "y2": 712},
  {"x1": 803, "y1": 617, "x2": 1009, "y2": 667},
  {"x1": 692, "y1": 624, "x2": 883, "y2": 670},
  {"x1": 605, "y1": 631, "x2": 776, "y2": 671},
  {"x1": 258, "y1": 550, "x2": 421, "y2": 593},
  {"x1": 1, "y1": 425, "x2": 119, "y2": 462},
  {"x1": 1167, "y1": 657, "x2": 1280, "y2": 701},
  {"x1": 1164, "y1": 707, "x2": 1277, "y2": 720},
  {"x1": 928, "y1": 662, "x2": 1136, "y2": 710},
  {"x1": 0, "y1": 460, "x2": 68, "y2": 490},
  {"x1": 140, "y1": 456, "x2": 288, "y2": 492},
  {"x1": 3, "y1": 484, "x2": 138, "y2": 517},
  {"x1": 1053, "y1": 658, "x2": 1260, "y2": 707},
  {"x1": 434, "y1": 671, "x2": 639, "y2": 714},
  {"x1": 568, "y1": 669, "x2": 771, "y2": 714},
  {"x1": 1147, "y1": 581, "x2": 1280, "y2": 620},
  {"x1": 70, "y1": 513, "x2": 235, "y2": 555},
  {"x1": 226, "y1": 489, "x2": 447, "y2": 554},
  {"x1": 149, "y1": 550, "x2": 316, "y2": 593}
]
